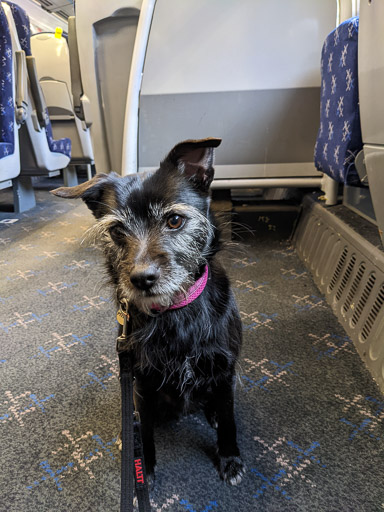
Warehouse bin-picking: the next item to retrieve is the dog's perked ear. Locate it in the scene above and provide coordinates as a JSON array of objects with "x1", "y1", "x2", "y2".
[
  {"x1": 164, "y1": 138, "x2": 222, "y2": 192},
  {"x1": 50, "y1": 173, "x2": 118, "y2": 218}
]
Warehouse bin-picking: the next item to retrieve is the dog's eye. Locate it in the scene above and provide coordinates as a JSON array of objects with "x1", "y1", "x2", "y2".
[{"x1": 166, "y1": 214, "x2": 184, "y2": 230}]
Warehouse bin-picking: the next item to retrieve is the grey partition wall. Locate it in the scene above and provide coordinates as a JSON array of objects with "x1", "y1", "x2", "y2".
[
  {"x1": 75, "y1": 0, "x2": 145, "y2": 174},
  {"x1": 358, "y1": 0, "x2": 384, "y2": 244},
  {"x1": 138, "y1": 0, "x2": 337, "y2": 184}
]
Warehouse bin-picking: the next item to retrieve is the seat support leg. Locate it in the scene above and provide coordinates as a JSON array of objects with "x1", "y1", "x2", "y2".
[
  {"x1": 321, "y1": 174, "x2": 339, "y2": 206},
  {"x1": 63, "y1": 165, "x2": 78, "y2": 187},
  {"x1": 86, "y1": 164, "x2": 92, "y2": 181},
  {"x1": 12, "y1": 176, "x2": 36, "y2": 213}
]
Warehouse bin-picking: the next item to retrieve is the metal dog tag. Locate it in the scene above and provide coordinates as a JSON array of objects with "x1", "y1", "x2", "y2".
[{"x1": 117, "y1": 308, "x2": 129, "y2": 326}]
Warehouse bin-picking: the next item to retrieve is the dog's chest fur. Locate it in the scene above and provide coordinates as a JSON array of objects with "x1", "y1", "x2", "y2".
[{"x1": 130, "y1": 260, "x2": 242, "y2": 404}]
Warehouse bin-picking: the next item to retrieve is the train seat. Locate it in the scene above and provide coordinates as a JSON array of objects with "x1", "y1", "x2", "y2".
[
  {"x1": 315, "y1": 13, "x2": 384, "y2": 244},
  {"x1": 0, "y1": 3, "x2": 20, "y2": 190},
  {"x1": 30, "y1": 31, "x2": 94, "y2": 182},
  {"x1": 4, "y1": 1, "x2": 71, "y2": 176},
  {"x1": 314, "y1": 17, "x2": 362, "y2": 186}
]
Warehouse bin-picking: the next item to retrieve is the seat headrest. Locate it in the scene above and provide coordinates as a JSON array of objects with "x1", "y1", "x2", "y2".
[{"x1": 4, "y1": 1, "x2": 32, "y2": 56}]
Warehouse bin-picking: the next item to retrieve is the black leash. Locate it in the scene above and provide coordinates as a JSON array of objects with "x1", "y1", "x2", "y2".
[{"x1": 117, "y1": 299, "x2": 151, "y2": 512}]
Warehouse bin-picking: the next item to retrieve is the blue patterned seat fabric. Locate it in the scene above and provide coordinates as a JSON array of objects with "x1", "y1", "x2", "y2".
[
  {"x1": 0, "y1": 4, "x2": 15, "y2": 160},
  {"x1": 314, "y1": 17, "x2": 362, "y2": 185},
  {"x1": 5, "y1": 1, "x2": 71, "y2": 159},
  {"x1": 6, "y1": 0, "x2": 31, "y2": 56}
]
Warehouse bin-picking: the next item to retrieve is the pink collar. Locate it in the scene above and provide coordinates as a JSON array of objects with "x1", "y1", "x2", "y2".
[{"x1": 151, "y1": 265, "x2": 209, "y2": 312}]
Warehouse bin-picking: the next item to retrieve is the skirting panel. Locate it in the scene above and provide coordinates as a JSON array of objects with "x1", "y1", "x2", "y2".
[{"x1": 294, "y1": 195, "x2": 384, "y2": 392}]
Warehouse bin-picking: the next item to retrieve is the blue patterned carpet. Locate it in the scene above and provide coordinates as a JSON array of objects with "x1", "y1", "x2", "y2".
[{"x1": 0, "y1": 181, "x2": 383, "y2": 511}]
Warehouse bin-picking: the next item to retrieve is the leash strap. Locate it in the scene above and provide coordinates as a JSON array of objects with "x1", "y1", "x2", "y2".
[
  {"x1": 133, "y1": 413, "x2": 151, "y2": 512},
  {"x1": 117, "y1": 301, "x2": 151, "y2": 512},
  {"x1": 119, "y1": 351, "x2": 135, "y2": 512}
]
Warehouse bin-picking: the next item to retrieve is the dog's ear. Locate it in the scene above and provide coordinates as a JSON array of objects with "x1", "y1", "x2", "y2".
[
  {"x1": 51, "y1": 173, "x2": 118, "y2": 218},
  {"x1": 164, "y1": 138, "x2": 222, "y2": 192}
]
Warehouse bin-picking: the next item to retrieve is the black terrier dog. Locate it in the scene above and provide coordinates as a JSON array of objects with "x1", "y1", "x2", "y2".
[{"x1": 52, "y1": 138, "x2": 245, "y2": 485}]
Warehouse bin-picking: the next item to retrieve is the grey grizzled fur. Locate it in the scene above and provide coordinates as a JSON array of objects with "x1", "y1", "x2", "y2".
[{"x1": 52, "y1": 138, "x2": 245, "y2": 486}]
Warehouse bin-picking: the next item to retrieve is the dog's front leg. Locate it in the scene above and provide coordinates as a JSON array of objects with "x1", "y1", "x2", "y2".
[
  {"x1": 214, "y1": 378, "x2": 245, "y2": 486},
  {"x1": 134, "y1": 380, "x2": 157, "y2": 483}
]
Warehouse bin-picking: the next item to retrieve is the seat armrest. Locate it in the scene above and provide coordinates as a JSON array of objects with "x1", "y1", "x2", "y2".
[
  {"x1": 15, "y1": 50, "x2": 28, "y2": 124},
  {"x1": 355, "y1": 149, "x2": 369, "y2": 186},
  {"x1": 26, "y1": 55, "x2": 48, "y2": 129},
  {"x1": 80, "y1": 94, "x2": 92, "y2": 127}
]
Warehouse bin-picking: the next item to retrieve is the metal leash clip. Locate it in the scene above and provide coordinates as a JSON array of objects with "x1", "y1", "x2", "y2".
[{"x1": 116, "y1": 298, "x2": 131, "y2": 354}]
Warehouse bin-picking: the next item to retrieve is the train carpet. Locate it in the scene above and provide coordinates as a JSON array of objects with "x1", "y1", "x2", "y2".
[{"x1": 0, "y1": 179, "x2": 383, "y2": 512}]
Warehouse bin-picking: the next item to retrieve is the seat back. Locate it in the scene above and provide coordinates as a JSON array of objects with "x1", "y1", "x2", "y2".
[
  {"x1": 138, "y1": 0, "x2": 336, "y2": 181},
  {"x1": 6, "y1": 0, "x2": 31, "y2": 55},
  {"x1": 30, "y1": 32, "x2": 94, "y2": 163},
  {"x1": 314, "y1": 17, "x2": 362, "y2": 184}
]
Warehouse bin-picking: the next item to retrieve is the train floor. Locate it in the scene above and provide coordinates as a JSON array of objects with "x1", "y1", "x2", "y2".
[{"x1": 1, "y1": 178, "x2": 383, "y2": 511}]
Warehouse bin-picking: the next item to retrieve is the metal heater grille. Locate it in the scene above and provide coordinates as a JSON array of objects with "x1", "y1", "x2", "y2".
[{"x1": 294, "y1": 196, "x2": 384, "y2": 392}]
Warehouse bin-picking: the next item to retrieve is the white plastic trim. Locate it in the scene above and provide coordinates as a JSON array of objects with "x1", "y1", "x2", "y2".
[{"x1": 121, "y1": 0, "x2": 157, "y2": 176}]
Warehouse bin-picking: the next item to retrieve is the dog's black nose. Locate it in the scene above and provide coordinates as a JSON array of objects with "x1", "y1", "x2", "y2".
[{"x1": 130, "y1": 265, "x2": 160, "y2": 291}]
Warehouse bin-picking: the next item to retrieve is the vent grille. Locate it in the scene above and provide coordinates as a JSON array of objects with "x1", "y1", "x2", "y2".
[
  {"x1": 294, "y1": 196, "x2": 384, "y2": 392},
  {"x1": 351, "y1": 273, "x2": 376, "y2": 327},
  {"x1": 361, "y1": 284, "x2": 384, "y2": 341},
  {"x1": 308, "y1": 220, "x2": 323, "y2": 267},
  {"x1": 329, "y1": 247, "x2": 348, "y2": 292},
  {"x1": 336, "y1": 254, "x2": 356, "y2": 302},
  {"x1": 320, "y1": 234, "x2": 337, "y2": 286},
  {"x1": 342, "y1": 262, "x2": 366, "y2": 314},
  {"x1": 315, "y1": 228, "x2": 330, "y2": 278},
  {"x1": 300, "y1": 216, "x2": 315, "y2": 258}
]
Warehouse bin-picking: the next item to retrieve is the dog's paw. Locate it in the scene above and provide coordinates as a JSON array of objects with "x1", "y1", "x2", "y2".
[{"x1": 219, "y1": 456, "x2": 245, "y2": 486}]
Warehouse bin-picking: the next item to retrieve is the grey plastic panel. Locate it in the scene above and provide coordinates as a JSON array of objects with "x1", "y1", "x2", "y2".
[
  {"x1": 358, "y1": 0, "x2": 384, "y2": 145},
  {"x1": 358, "y1": 1, "x2": 384, "y2": 245},
  {"x1": 139, "y1": 88, "x2": 321, "y2": 172},
  {"x1": 294, "y1": 195, "x2": 384, "y2": 393},
  {"x1": 343, "y1": 185, "x2": 376, "y2": 225},
  {"x1": 362, "y1": 145, "x2": 384, "y2": 244}
]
